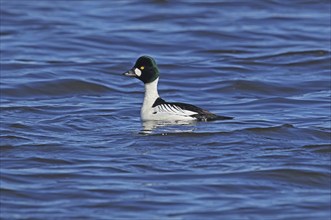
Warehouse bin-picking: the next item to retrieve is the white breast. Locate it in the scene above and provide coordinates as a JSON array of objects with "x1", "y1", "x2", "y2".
[{"x1": 140, "y1": 78, "x2": 197, "y2": 121}]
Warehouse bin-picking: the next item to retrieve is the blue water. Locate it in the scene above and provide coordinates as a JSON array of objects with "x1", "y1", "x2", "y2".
[{"x1": 1, "y1": 1, "x2": 330, "y2": 219}]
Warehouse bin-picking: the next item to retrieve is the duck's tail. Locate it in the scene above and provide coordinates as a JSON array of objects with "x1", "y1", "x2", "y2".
[{"x1": 193, "y1": 113, "x2": 233, "y2": 121}]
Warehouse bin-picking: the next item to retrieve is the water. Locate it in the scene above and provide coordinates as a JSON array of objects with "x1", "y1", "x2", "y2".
[{"x1": 1, "y1": 0, "x2": 330, "y2": 219}]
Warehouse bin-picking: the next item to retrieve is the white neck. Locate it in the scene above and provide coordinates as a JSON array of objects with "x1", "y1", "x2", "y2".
[
  {"x1": 141, "y1": 78, "x2": 159, "y2": 119},
  {"x1": 143, "y1": 77, "x2": 159, "y2": 106}
]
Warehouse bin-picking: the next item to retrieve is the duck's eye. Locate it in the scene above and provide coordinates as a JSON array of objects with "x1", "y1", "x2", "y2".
[{"x1": 140, "y1": 66, "x2": 145, "y2": 70}]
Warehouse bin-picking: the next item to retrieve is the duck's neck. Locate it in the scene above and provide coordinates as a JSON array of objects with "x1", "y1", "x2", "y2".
[{"x1": 142, "y1": 77, "x2": 160, "y2": 109}]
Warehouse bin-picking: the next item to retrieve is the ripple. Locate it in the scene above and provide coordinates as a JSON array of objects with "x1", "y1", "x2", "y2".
[
  {"x1": 1, "y1": 0, "x2": 330, "y2": 219},
  {"x1": 248, "y1": 49, "x2": 331, "y2": 66},
  {"x1": 302, "y1": 144, "x2": 331, "y2": 154},
  {"x1": 2, "y1": 78, "x2": 113, "y2": 98}
]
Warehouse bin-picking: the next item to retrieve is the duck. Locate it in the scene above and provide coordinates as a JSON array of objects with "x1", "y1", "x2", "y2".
[{"x1": 122, "y1": 56, "x2": 233, "y2": 121}]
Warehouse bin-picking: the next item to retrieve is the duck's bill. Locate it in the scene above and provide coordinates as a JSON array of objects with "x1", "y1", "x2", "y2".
[{"x1": 123, "y1": 69, "x2": 136, "y2": 77}]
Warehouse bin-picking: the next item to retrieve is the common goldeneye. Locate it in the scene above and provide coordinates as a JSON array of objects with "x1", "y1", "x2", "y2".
[{"x1": 122, "y1": 56, "x2": 233, "y2": 121}]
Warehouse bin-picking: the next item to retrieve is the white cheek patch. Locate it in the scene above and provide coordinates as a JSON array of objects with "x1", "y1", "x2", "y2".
[{"x1": 134, "y1": 68, "x2": 142, "y2": 77}]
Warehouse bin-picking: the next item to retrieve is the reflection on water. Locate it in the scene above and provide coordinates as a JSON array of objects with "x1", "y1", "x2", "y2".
[{"x1": 140, "y1": 120, "x2": 197, "y2": 134}]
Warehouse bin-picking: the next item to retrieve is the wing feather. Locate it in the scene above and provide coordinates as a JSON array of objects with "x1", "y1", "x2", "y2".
[{"x1": 152, "y1": 97, "x2": 233, "y2": 121}]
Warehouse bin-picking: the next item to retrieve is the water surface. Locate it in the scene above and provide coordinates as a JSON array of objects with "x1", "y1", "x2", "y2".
[{"x1": 1, "y1": 0, "x2": 330, "y2": 219}]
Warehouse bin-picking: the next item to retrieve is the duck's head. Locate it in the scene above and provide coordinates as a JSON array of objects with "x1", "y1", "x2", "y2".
[{"x1": 123, "y1": 56, "x2": 160, "y2": 84}]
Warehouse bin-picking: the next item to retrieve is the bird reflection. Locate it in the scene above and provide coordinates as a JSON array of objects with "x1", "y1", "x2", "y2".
[{"x1": 140, "y1": 120, "x2": 197, "y2": 134}]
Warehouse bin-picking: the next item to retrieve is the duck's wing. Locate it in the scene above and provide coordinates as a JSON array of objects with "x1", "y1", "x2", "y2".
[
  {"x1": 152, "y1": 97, "x2": 198, "y2": 118},
  {"x1": 152, "y1": 97, "x2": 233, "y2": 121}
]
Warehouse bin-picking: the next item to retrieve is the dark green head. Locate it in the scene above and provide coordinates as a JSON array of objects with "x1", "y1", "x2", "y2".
[{"x1": 123, "y1": 56, "x2": 160, "y2": 84}]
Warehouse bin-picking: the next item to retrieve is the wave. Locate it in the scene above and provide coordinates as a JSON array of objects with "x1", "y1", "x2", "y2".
[
  {"x1": 245, "y1": 49, "x2": 331, "y2": 66},
  {"x1": 1, "y1": 78, "x2": 114, "y2": 98},
  {"x1": 146, "y1": 123, "x2": 330, "y2": 139}
]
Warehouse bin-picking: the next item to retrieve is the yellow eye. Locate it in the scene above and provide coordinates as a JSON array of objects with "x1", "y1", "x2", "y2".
[{"x1": 140, "y1": 66, "x2": 145, "y2": 70}]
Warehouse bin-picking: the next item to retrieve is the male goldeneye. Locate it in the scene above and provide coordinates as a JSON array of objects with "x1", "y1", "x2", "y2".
[{"x1": 122, "y1": 56, "x2": 233, "y2": 121}]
